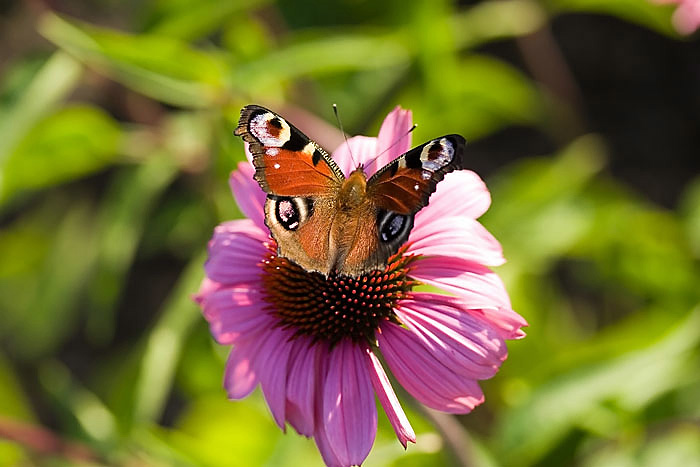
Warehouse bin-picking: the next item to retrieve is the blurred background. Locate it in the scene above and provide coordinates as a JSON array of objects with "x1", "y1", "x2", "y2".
[{"x1": 1, "y1": 0, "x2": 699, "y2": 465}]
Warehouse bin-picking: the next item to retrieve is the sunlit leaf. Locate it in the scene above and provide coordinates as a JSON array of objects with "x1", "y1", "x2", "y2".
[
  {"x1": 483, "y1": 135, "x2": 606, "y2": 270},
  {"x1": 39, "y1": 13, "x2": 228, "y2": 108},
  {"x1": 545, "y1": 0, "x2": 677, "y2": 37},
  {"x1": 85, "y1": 153, "x2": 179, "y2": 344},
  {"x1": 0, "y1": 52, "x2": 82, "y2": 177},
  {"x1": 148, "y1": 0, "x2": 269, "y2": 41},
  {"x1": 1, "y1": 105, "x2": 121, "y2": 203},
  {"x1": 1, "y1": 201, "x2": 98, "y2": 360},
  {"x1": 232, "y1": 33, "x2": 410, "y2": 92},
  {"x1": 132, "y1": 251, "x2": 206, "y2": 424},
  {"x1": 0, "y1": 353, "x2": 34, "y2": 421},
  {"x1": 495, "y1": 309, "x2": 700, "y2": 466}
]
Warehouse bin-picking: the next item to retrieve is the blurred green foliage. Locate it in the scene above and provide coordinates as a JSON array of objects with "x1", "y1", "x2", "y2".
[{"x1": 0, "y1": 0, "x2": 698, "y2": 466}]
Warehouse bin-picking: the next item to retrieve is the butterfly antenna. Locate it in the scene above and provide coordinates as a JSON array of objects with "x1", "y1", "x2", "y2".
[
  {"x1": 333, "y1": 104, "x2": 357, "y2": 168},
  {"x1": 365, "y1": 123, "x2": 417, "y2": 172}
]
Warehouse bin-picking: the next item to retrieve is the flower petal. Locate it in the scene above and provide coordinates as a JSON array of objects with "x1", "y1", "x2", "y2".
[
  {"x1": 193, "y1": 277, "x2": 223, "y2": 305},
  {"x1": 257, "y1": 327, "x2": 294, "y2": 430},
  {"x1": 200, "y1": 287, "x2": 271, "y2": 345},
  {"x1": 673, "y1": 0, "x2": 700, "y2": 34},
  {"x1": 286, "y1": 338, "x2": 319, "y2": 437},
  {"x1": 204, "y1": 219, "x2": 268, "y2": 285},
  {"x1": 365, "y1": 106, "x2": 413, "y2": 177},
  {"x1": 229, "y1": 162, "x2": 267, "y2": 230},
  {"x1": 472, "y1": 307, "x2": 528, "y2": 340},
  {"x1": 408, "y1": 216, "x2": 505, "y2": 266},
  {"x1": 364, "y1": 345, "x2": 416, "y2": 448},
  {"x1": 396, "y1": 295, "x2": 507, "y2": 380},
  {"x1": 410, "y1": 256, "x2": 511, "y2": 310},
  {"x1": 224, "y1": 333, "x2": 265, "y2": 399},
  {"x1": 415, "y1": 171, "x2": 491, "y2": 224},
  {"x1": 378, "y1": 323, "x2": 484, "y2": 414},
  {"x1": 331, "y1": 135, "x2": 376, "y2": 178},
  {"x1": 313, "y1": 347, "x2": 344, "y2": 467},
  {"x1": 322, "y1": 340, "x2": 377, "y2": 466}
]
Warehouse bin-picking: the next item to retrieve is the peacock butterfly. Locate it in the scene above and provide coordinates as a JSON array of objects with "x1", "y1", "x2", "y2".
[{"x1": 234, "y1": 104, "x2": 467, "y2": 277}]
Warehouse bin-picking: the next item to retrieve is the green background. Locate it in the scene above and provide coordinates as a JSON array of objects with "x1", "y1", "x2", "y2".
[{"x1": 0, "y1": 0, "x2": 699, "y2": 465}]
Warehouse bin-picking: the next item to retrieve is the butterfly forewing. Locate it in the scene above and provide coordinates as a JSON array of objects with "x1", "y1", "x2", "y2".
[
  {"x1": 235, "y1": 105, "x2": 345, "y2": 197},
  {"x1": 367, "y1": 135, "x2": 467, "y2": 215}
]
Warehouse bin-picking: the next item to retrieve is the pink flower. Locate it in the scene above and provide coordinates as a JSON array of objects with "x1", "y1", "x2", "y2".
[
  {"x1": 195, "y1": 107, "x2": 527, "y2": 466},
  {"x1": 654, "y1": 0, "x2": 700, "y2": 34}
]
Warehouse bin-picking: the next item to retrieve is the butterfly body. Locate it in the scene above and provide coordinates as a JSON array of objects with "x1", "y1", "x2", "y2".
[{"x1": 235, "y1": 105, "x2": 467, "y2": 277}]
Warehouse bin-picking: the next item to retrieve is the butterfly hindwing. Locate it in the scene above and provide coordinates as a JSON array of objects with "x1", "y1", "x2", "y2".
[
  {"x1": 367, "y1": 134, "x2": 467, "y2": 214},
  {"x1": 234, "y1": 105, "x2": 345, "y2": 197}
]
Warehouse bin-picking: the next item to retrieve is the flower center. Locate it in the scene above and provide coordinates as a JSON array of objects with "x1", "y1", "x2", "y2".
[{"x1": 260, "y1": 243, "x2": 417, "y2": 344}]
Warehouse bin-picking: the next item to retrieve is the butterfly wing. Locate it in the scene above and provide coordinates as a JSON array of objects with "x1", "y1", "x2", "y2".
[
  {"x1": 235, "y1": 105, "x2": 346, "y2": 274},
  {"x1": 234, "y1": 105, "x2": 345, "y2": 196},
  {"x1": 367, "y1": 135, "x2": 467, "y2": 215},
  {"x1": 338, "y1": 135, "x2": 467, "y2": 275}
]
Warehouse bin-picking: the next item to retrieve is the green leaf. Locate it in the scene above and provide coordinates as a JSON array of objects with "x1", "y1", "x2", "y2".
[
  {"x1": 132, "y1": 250, "x2": 206, "y2": 424},
  {"x1": 233, "y1": 33, "x2": 410, "y2": 92},
  {"x1": 148, "y1": 0, "x2": 269, "y2": 41},
  {"x1": 482, "y1": 135, "x2": 606, "y2": 270},
  {"x1": 453, "y1": 0, "x2": 547, "y2": 50},
  {"x1": 679, "y1": 176, "x2": 700, "y2": 259},
  {"x1": 0, "y1": 52, "x2": 82, "y2": 169},
  {"x1": 495, "y1": 309, "x2": 700, "y2": 466},
  {"x1": 39, "y1": 13, "x2": 228, "y2": 108},
  {"x1": 545, "y1": 0, "x2": 677, "y2": 37},
  {"x1": 1, "y1": 105, "x2": 121, "y2": 203},
  {"x1": 0, "y1": 352, "x2": 34, "y2": 421},
  {"x1": 169, "y1": 395, "x2": 293, "y2": 466},
  {"x1": 85, "y1": 152, "x2": 179, "y2": 344},
  {"x1": 0, "y1": 200, "x2": 98, "y2": 360}
]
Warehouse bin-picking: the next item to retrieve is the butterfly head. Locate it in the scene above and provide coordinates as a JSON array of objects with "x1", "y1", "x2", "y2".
[{"x1": 338, "y1": 168, "x2": 368, "y2": 210}]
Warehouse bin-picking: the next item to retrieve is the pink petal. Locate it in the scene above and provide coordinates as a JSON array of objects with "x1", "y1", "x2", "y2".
[
  {"x1": 332, "y1": 135, "x2": 377, "y2": 178},
  {"x1": 415, "y1": 171, "x2": 491, "y2": 225},
  {"x1": 257, "y1": 327, "x2": 294, "y2": 430},
  {"x1": 396, "y1": 295, "x2": 507, "y2": 380},
  {"x1": 229, "y1": 162, "x2": 267, "y2": 230},
  {"x1": 313, "y1": 348, "x2": 344, "y2": 467},
  {"x1": 673, "y1": 0, "x2": 700, "y2": 34},
  {"x1": 200, "y1": 287, "x2": 271, "y2": 345},
  {"x1": 286, "y1": 338, "x2": 319, "y2": 436},
  {"x1": 322, "y1": 340, "x2": 377, "y2": 466},
  {"x1": 314, "y1": 414, "x2": 344, "y2": 467},
  {"x1": 204, "y1": 219, "x2": 268, "y2": 285},
  {"x1": 408, "y1": 216, "x2": 505, "y2": 267},
  {"x1": 410, "y1": 256, "x2": 511, "y2": 310},
  {"x1": 193, "y1": 277, "x2": 223, "y2": 305},
  {"x1": 378, "y1": 323, "x2": 485, "y2": 414},
  {"x1": 224, "y1": 333, "x2": 265, "y2": 399},
  {"x1": 464, "y1": 306, "x2": 528, "y2": 340},
  {"x1": 364, "y1": 345, "x2": 416, "y2": 448},
  {"x1": 365, "y1": 106, "x2": 413, "y2": 177}
]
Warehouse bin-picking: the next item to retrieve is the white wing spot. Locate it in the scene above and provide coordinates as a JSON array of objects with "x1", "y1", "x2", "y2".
[
  {"x1": 420, "y1": 138, "x2": 454, "y2": 172},
  {"x1": 274, "y1": 163, "x2": 281, "y2": 169},
  {"x1": 414, "y1": 183, "x2": 420, "y2": 191},
  {"x1": 250, "y1": 112, "x2": 291, "y2": 146}
]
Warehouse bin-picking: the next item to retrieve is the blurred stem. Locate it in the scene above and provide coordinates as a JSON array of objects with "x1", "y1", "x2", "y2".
[
  {"x1": 514, "y1": 3, "x2": 587, "y2": 143},
  {"x1": 0, "y1": 416, "x2": 96, "y2": 462},
  {"x1": 419, "y1": 407, "x2": 476, "y2": 467}
]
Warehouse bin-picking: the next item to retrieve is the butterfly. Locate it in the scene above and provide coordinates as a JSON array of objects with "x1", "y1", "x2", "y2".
[{"x1": 234, "y1": 104, "x2": 467, "y2": 277}]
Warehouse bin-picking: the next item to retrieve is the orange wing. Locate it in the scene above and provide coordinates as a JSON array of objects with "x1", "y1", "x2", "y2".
[
  {"x1": 234, "y1": 105, "x2": 344, "y2": 197},
  {"x1": 367, "y1": 135, "x2": 467, "y2": 214}
]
